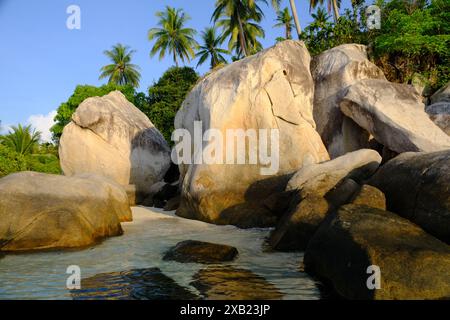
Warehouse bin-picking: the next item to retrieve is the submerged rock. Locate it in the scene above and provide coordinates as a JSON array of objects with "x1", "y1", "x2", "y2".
[
  {"x1": 191, "y1": 266, "x2": 283, "y2": 300},
  {"x1": 304, "y1": 204, "x2": 450, "y2": 300},
  {"x1": 340, "y1": 79, "x2": 450, "y2": 153},
  {"x1": 175, "y1": 40, "x2": 329, "y2": 228},
  {"x1": 0, "y1": 172, "x2": 129, "y2": 252},
  {"x1": 369, "y1": 150, "x2": 450, "y2": 243},
  {"x1": 59, "y1": 91, "x2": 171, "y2": 195},
  {"x1": 163, "y1": 240, "x2": 238, "y2": 264},
  {"x1": 71, "y1": 268, "x2": 197, "y2": 300},
  {"x1": 311, "y1": 44, "x2": 386, "y2": 158}
]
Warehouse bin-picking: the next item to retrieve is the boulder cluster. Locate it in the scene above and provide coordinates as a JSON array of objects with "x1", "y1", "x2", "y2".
[{"x1": 1, "y1": 40, "x2": 449, "y2": 299}]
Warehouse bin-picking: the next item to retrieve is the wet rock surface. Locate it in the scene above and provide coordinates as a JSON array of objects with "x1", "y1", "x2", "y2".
[
  {"x1": 71, "y1": 268, "x2": 198, "y2": 300},
  {"x1": 191, "y1": 266, "x2": 283, "y2": 300},
  {"x1": 163, "y1": 240, "x2": 238, "y2": 264}
]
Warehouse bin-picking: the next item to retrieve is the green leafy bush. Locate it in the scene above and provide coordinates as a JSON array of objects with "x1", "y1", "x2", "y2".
[
  {"x1": 0, "y1": 144, "x2": 27, "y2": 177},
  {"x1": 51, "y1": 84, "x2": 138, "y2": 142},
  {"x1": 144, "y1": 67, "x2": 199, "y2": 144}
]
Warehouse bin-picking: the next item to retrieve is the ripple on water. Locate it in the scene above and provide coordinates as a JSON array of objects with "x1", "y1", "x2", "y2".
[{"x1": 0, "y1": 207, "x2": 321, "y2": 300}]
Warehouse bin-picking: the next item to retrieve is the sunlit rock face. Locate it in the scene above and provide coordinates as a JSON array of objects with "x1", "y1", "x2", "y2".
[
  {"x1": 175, "y1": 40, "x2": 329, "y2": 228},
  {"x1": 0, "y1": 172, "x2": 130, "y2": 252},
  {"x1": 59, "y1": 91, "x2": 171, "y2": 195},
  {"x1": 311, "y1": 44, "x2": 386, "y2": 158},
  {"x1": 340, "y1": 79, "x2": 450, "y2": 153}
]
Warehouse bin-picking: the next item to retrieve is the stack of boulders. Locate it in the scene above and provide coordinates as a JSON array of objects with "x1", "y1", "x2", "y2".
[
  {"x1": 173, "y1": 41, "x2": 450, "y2": 299},
  {"x1": 0, "y1": 91, "x2": 172, "y2": 252},
  {"x1": 1, "y1": 40, "x2": 449, "y2": 299}
]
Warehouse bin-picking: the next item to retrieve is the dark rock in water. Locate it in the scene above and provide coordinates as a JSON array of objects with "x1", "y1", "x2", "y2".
[
  {"x1": 71, "y1": 268, "x2": 197, "y2": 300},
  {"x1": 304, "y1": 204, "x2": 450, "y2": 300},
  {"x1": 163, "y1": 240, "x2": 238, "y2": 264},
  {"x1": 191, "y1": 266, "x2": 283, "y2": 300},
  {"x1": 369, "y1": 150, "x2": 450, "y2": 243},
  {"x1": 164, "y1": 195, "x2": 181, "y2": 211}
]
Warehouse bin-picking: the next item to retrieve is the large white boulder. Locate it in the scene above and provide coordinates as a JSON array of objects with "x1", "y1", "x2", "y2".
[
  {"x1": 311, "y1": 44, "x2": 386, "y2": 158},
  {"x1": 174, "y1": 40, "x2": 329, "y2": 228},
  {"x1": 0, "y1": 172, "x2": 130, "y2": 252},
  {"x1": 59, "y1": 91, "x2": 171, "y2": 195},
  {"x1": 340, "y1": 79, "x2": 450, "y2": 153}
]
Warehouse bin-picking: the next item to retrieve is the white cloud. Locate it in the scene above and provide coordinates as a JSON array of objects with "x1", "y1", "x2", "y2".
[{"x1": 27, "y1": 110, "x2": 57, "y2": 143}]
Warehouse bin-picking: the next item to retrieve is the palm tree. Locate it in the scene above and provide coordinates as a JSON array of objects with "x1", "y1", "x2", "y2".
[
  {"x1": 196, "y1": 27, "x2": 229, "y2": 69},
  {"x1": 217, "y1": 11, "x2": 265, "y2": 58},
  {"x1": 289, "y1": 0, "x2": 302, "y2": 37},
  {"x1": 213, "y1": 0, "x2": 268, "y2": 58},
  {"x1": 311, "y1": 7, "x2": 331, "y2": 29},
  {"x1": 99, "y1": 44, "x2": 141, "y2": 88},
  {"x1": 213, "y1": 0, "x2": 273, "y2": 58},
  {"x1": 274, "y1": 7, "x2": 294, "y2": 39},
  {"x1": 310, "y1": 0, "x2": 341, "y2": 22},
  {"x1": 148, "y1": 6, "x2": 199, "y2": 67},
  {"x1": 1, "y1": 124, "x2": 41, "y2": 155}
]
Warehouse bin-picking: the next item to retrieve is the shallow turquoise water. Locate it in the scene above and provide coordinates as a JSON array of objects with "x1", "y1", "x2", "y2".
[{"x1": 0, "y1": 207, "x2": 321, "y2": 300}]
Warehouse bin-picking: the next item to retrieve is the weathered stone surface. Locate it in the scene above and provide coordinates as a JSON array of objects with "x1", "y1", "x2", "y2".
[
  {"x1": 191, "y1": 266, "x2": 283, "y2": 300},
  {"x1": 163, "y1": 240, "x2": 238, "y2": 264},
  {"x1": 71, "y1": 268, "x2": 197, "y2": 300},
  {"x1": 350, "y1": 184, "x2": 386, "y2": 210},
  {"x1": 0, "y1": 172, "x2": 129, "y2": 251},
  {"x1": 340, "y1": 79, "x2": 450, "y2": 153},
  {"x1": 270, "y1": 150, "x2": 381, "y2": 251},
  {"x1": 369, "y1": 150, "x2": 450, "y2": 243},
  {"x1": 286, "y1": 149, "x2": 382, "y2": 194},
  {"x1": 311, "y1": 44, "x2": 386, "y2": 158},
  {"x1": 304, "y1": 204, "x2": 450, "y2": 300},
  {"x1": 59, "y1": 91, "x2": 171, "y2": 195},
  {"x1": 175, "y1": 40, "x2": 329, "y2": 228},
  {"x1": 426, "y1": 102, "x2": 450, "y2": 135},
  {"x1": 430, "y1": 81, "x2": 450, "y2": 105}
]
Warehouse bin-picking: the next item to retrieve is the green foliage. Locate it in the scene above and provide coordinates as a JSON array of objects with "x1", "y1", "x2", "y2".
[
  {"x1": 0, "y1": 144, "x2": 27, "y2": 178},
  {"x1": 148, "y1": 6, "x2": 199, "y2": 67},
  {"x1": 99, "y1": 43, "x2": 141, "y2": 88},
  {"x1": 0, "y1": 124, "x2": 41, "y2": 155},
  {"x1": 144, "y1": 67, "x2": 199, "y2": 144},
  {"x1": 0, "y1": 131, "x2": 61, "y2": 177},
  {"x1": 372, "y1": 0, "x2": 450, "y2": 89},
  {"x1": 51, "y1": 84, "x2": 138, "y2": 142},
  {"x1": 301, "y1": 0, "x2": 449, "y2": 91},
  {"x1": 196, "y1": 27, "x2": 229, "y2": 69}
]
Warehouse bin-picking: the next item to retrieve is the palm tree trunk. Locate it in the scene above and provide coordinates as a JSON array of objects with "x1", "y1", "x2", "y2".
[
  {"x1": 289, "y1": 0, "x2": 302, "y2": 38},
  {"x1": 173, "y1": 51, "x2": 179, "y2": 67},
  {"x1": 237, "y1": 13, "x2": 249, "y2": 57},
  {"x1": 332, "y1": 0, "x2": 340, "y2": 23},
  {"x1": 286, "y1": 24, "x2": 292, "y2": 40}
]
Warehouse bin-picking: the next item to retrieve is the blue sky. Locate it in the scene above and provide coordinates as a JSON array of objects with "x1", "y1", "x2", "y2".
[{"x1": 0, "y1": 0, "x2": 348, "y2": 141}]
